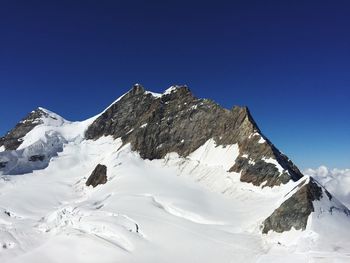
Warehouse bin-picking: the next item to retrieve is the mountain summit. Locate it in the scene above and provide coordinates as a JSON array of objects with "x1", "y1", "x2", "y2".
[
  {"x1": 0, "y1": 84, "x2": 349, "y2": 262},
  {"x1": 86, "y1": 84, "x2": 303, "y2": 187}
]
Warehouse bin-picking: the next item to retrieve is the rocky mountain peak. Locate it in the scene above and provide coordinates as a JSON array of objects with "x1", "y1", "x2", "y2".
[
  {"x1": 24, "y1": 107, "x2": 48, "y2": 121},
  {"x1": 130, "y1": 83, "x2": 145, "y2": 95},
  {"x1": 162, "y1": 85, "x2": 191, "y2": 97},
  {"x1": 85, "y1": 85, "x2": 303, "y2": 187}
]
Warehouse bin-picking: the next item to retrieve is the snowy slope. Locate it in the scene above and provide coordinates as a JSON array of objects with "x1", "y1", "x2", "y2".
[{"x1": 0, "y1": 88, "x2": 350, "y2": 263}]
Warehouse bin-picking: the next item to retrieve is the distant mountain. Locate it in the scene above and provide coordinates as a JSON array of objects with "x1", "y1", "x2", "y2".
[{"x1": 0, "y1": 84, "x2": 349, "y2": 262}]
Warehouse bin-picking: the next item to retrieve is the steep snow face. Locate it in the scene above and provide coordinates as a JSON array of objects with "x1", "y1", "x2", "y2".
[{"x1": 187, "y1": 139, "x2": 239, "y2": 171}]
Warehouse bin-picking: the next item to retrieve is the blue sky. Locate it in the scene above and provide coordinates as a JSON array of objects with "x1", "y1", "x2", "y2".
[{"x1": 0, "y1": 0, "x2": 349, "y2": 169}]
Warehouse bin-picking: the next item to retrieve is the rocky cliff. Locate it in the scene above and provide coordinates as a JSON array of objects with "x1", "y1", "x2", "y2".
[
  {"x1": 86, "y1": 164, "x2": 108, "y2": 187},
  {"x1": 86, "y1": 84, "x2": 303, "y2": 187}
]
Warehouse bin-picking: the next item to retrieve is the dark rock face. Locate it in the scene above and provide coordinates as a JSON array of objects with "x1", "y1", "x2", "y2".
[
  {"x1": 0, "y1": 161, "x2": 7, "y2": 168},
  {"x1": 262, "y1": 178, "x2": 324, "y2": 233},
  {"x1": 86, "y1": 164, "x2": 107, "y2": 187},
  {"x1": 0, "y1": 108, "x2": 48, "y2": 151},
  {"x1": 28, "y1": 155, "x2": 45, "y2": 162},
  {"x1": 232, "y1": 159, "x2": 290, "y2": 187},
  {"x1": 86, "y1": 84, "x2": 303, "y2": 187},
  {"x1": 230, "y1": 152, "x2": 301, "y2": 187}
]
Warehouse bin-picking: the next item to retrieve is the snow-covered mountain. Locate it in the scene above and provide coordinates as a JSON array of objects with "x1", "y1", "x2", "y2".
[{"x1": 0, "y1": 84, "x2": 349, "y2": 262}]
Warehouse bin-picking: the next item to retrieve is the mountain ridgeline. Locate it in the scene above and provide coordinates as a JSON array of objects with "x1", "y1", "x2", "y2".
[
  {"x1": 85, "y1": 84, "x2": 303, "y2": 187},
  {"x1": 1, "y1": 84, "x2": 349, "y2": 234}
]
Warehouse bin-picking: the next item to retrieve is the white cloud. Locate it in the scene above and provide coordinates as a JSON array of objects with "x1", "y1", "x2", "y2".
[{"x1": 304, "y1": 166, "x2": 350, "y2": 208}]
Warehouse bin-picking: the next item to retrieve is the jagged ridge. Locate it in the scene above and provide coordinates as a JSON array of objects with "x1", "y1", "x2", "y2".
[{"x1": 86, "y1": 84, "x2": 303, "y2": 187}]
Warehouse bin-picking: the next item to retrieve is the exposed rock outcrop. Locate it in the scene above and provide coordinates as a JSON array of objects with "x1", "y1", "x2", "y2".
[
  {"x1": 86, "y1": 164, "x2": 107, "y2": 187},
  {"x1": 86, "y1": 84, "x2": 303, "y2": 187},
  {"x1": 0, "y1": 161, "x2": 7, "y2": 168},
  {"x1": 28, "y1": 155, "x2": 45, "y2": 162}
]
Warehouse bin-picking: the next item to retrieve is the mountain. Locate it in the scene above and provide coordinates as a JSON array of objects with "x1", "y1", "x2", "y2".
[
  {"x1": 0, "y1": 84, "x2": 349, "y2": 263},
  {"x1": 86, "y1": 85, "x2": 302, "y2": 187}
]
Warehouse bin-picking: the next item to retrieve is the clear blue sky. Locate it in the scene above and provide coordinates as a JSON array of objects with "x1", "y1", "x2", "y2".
[{"x1": 1, "y1": 0, "x2": 349, "y2": 169}]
